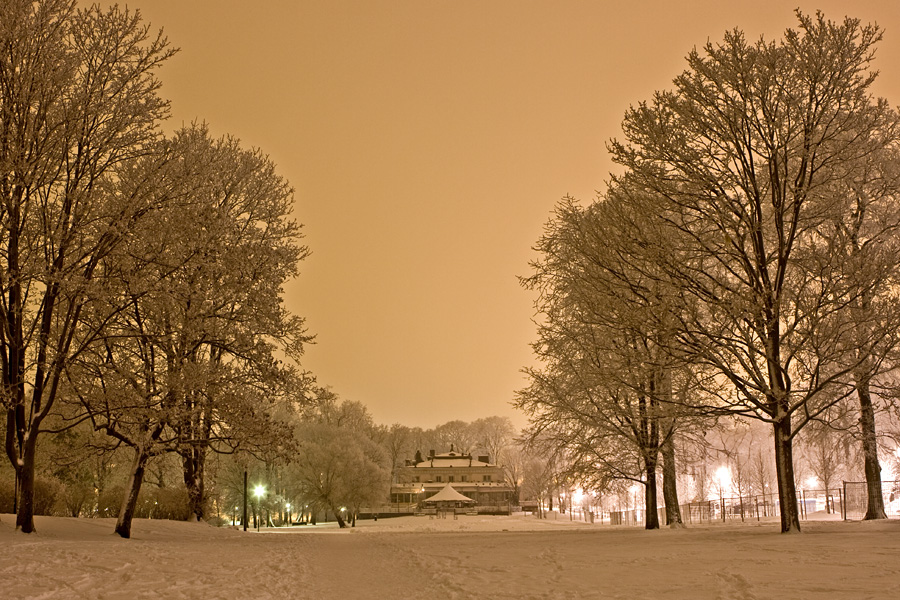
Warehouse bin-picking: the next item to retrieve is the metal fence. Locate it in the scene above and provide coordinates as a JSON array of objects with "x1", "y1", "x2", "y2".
[
  {"x1": 376, "y1": 483, "x2": 899, "y2": 524},
  {"x1": 606, "y1": 488, "x2": 847, "y2": 526},
  {"x1": 671, "y1": 489, "x2": 842, "y2": 525},
  {"x1": 842, "y1": 480, "x2": 900, "y2": 521}
]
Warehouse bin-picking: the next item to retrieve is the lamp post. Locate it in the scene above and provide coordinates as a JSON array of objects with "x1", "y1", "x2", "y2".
[
  {"x1": 631, "y1": 483, "x2": 639, "y2": 525},
  {"x1": 805, "y1": 477, "x2": 817, "y2": 516},
  {"x1": 242, "y1": 471, "x2": 248, "y2": 532},
  {"x1": 716, "y1": 466, "x2": 731, "y2": 522},
  {"x1": 285, "y1": 502, "x2": 291, "y2": 527},
  {"x1": 720, "y1": 485, "x2": 725, "y2": 522},
  {"x1": 254, "y1": 485, "x2": 265, "y2": 532}
]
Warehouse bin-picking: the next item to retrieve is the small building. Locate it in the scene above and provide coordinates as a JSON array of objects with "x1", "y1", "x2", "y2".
[
  {"x1": 390, "y1": 447, "x2": 513, "y2": 513},
  {"x1": 424, "y1": 483, "x2": 477, "y2": 510}
]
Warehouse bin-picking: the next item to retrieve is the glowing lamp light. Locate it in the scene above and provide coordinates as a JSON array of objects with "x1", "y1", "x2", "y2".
[
  {"x1": 716, "y1": 466, "x2": 731, "y2": 489},
  {"x1": 573, "y1": 488, "x2": 584, "y2": 505},
  {"x1": 254, "y1": 485, "x2": 265, "y2": 499}
]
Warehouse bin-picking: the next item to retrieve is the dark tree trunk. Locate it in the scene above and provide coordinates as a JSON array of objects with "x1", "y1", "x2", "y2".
[
  {"x1": 332, "y1": 506, "x2": 347, "y2": 528},
  {"x1": 772, "y1": 417, "x2": 801, "y2": 533},
  {"x1": 15, "y1": 435, "x2": 37, "y2": 533},
  {"x1": 661, "y1": 435, "x2": 683, "y2": 527},
  {"x1": 857, "y1": 377, "x2": 887, "y2": 520},
  {"x1": 116, "y1": 448, "x2": 150, "y2": 538},
  {"x1": 181, "y1": 446, "x2": 207, "y2": 522},
  {"x1": 644, "y1": 455, "x2": 660, "y2": 530}
]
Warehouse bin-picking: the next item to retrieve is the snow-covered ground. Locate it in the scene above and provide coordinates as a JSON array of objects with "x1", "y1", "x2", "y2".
[{"x1": 2, "y1": 512, "x2": 898, "y2": 599}]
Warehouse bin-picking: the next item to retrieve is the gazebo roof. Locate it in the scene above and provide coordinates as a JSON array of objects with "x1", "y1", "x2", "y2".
[{"x1": 424, "y1": 484, "x2": 475, "y2": 504}]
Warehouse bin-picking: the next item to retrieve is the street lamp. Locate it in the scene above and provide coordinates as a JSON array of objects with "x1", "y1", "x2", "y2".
[
  {"x1": 254, "y1": 485, "x2": 265, "y2": 532},
  {"x1": 631, "y1": 484, "x2": 639, "y2": 525},
  {"x1": 285, "y1": 502, "x2": 291, "y2": 527},
  {"x1": 716, "y1": 466, "x2": 730, "y2": 522},
  {"x1": 573, "y1": 488, "x2": 584, "y2": 521}
]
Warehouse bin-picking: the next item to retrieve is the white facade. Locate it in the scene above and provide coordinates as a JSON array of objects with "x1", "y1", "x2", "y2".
[{"x1": 390, "y1": 449, "x2": 513, "y2": 510}]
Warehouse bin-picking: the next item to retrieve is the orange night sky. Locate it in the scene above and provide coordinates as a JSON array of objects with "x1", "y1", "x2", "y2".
[{"x1": 118, "y1": 0, "x2": 900, "y2": 429}]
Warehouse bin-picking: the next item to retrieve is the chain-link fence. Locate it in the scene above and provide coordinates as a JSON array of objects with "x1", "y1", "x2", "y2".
[
  {"x1": 842, "y1": 480, "x2": 900, "y2": 521},
  {"x1": 670, "y1": 489, "x2": 843, "y2": 525},
  {"x1": 606, "y1": 488, "x2": 847, "y2": 526},
  {"x1": 607, "y1": 482, "x2": 900, "y2": 526}
]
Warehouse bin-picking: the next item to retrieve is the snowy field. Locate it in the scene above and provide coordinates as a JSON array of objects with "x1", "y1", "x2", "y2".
[{"x1": 2, "y1": 512, "x2": 898, "y2": 599}]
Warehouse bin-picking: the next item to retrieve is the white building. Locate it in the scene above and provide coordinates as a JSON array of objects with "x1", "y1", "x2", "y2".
[{"x1": 390, "y1": 447, "x2": 513, "y2": 512}]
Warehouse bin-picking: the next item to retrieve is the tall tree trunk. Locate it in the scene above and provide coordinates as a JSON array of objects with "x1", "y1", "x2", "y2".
[
  {"x1": 857, "y1": 376, "x2": 886, "y2": 520},
  {"x1": 644, "y1": 455, "x2": 660, "y2": 530},
  {"x1": 772, "y1": 417, "x2": 801, "y2": 533},
  {"x1": 116, "y1": 448, "x2": 151, "y2": 538},
  {"x1": 661, "y1": 435, "x2": 683, "y2": 527},
  {"x1": 15, "y1": 434, "x2": 37, "y2": 533},
  {"x1": 181, "y1": 446, "x2": 206, "y2": 522},
  {"x1": 331, "y1": 505, "x2": 347, "y2": 528}
]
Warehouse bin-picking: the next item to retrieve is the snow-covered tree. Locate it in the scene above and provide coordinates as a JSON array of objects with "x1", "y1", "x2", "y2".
[
  {"x1": 67, "y1": 124, "x2": 308, "y2": 536},
  {"x1": 289, "y1": 399, "x2": 389, "y2": 528},
  {"x1": 608, "y1": 11, "x2": 899, "y2": 532},
  {"x1": 0, "y1": 0, "x2": 175, "y2": 533},
  {"x1": 519, "y1": 197, "x2": 706, "y2": 529}
]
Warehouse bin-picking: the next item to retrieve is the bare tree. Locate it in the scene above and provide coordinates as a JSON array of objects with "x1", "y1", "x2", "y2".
[
  {"x1": 519, "y1": 198, "x2": 706, "y2": 529},
  {"x1": 66, "y1": 124, "x2": 308, "y2": 535},
  {"x1": 498, "y1": 444, "x2": 525, "y2": 505},
  {"x1": 801, "y1": 423, "x2": 844, "y2": 511},
  {"x1": 472, "y1": 416, "x2": 516, "y2": 463},
  {"x1": 519, "y1": 444, "x2": 561, "y2": 519},
  {"x1": 608, "y1": 12, "x2": 898, "y2": 532},
  {"x1": 0, "y1": 0, "x2": 175, "y2": 532},
  {"x1": 376, "y1": 423, "x2": 415, "y2": 486},
  {"x1": 432, "y1": 420, "x2": 478, "y2": 454}
]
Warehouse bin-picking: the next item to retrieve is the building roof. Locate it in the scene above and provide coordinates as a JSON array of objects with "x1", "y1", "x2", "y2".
[
  {"x1": 424, "y1": 484, "x2": 476, "y2": 504},
  {"x1": 413, "y1": 450, "x2": 494, "y2": 468}
]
